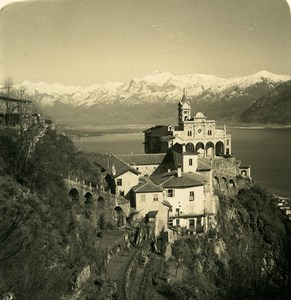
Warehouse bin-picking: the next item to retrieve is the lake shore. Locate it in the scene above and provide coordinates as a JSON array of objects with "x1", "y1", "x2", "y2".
[{"x1": 65, "y1": 123, "x2": 291, "y2": 137}]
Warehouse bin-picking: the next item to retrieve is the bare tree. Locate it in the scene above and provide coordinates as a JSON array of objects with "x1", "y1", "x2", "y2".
[
  {"x1": 0, "y1": 208, "x2": 31, "y2": 262},
  {"x1": 3, "y1": 77, "x2": 13, "y2": 112}
]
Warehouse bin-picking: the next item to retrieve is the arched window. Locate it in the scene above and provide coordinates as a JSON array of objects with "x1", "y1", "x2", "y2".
[
  {"x1": 241, "y1": 170, "x2": 247, "y2": 176},
  {"x1": 229, "y1": 179, "x2": 235, "y2": 188},
  {"x1": 195, "y1": 142, "x2": 204, "y2": 153},
  {"x1": 206, "y1": 142, "x2": 214, "y2": 158},
  {"x1": 221, "y1": 177, "x2": 228, "y2": 192},
  {"x1": 213, "y1": 176, "x2": 220, "y2": 189},
  {"x1": 114, "y1": 206, "x2": 125, "y2": 227},
  {"x1": 207, "y1": 130, "x2": 212, "y2": 135},
  {"x1": 186, "y1": 143, "x2": 195, "y2": 152},
  {"x1": 215, "y1": 141, "x2": 224, "y2": 156}
]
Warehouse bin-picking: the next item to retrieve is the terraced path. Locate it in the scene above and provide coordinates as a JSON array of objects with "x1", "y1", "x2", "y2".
[{"x1": 106, "y1": 247, "x2": 139, "y2": 299}]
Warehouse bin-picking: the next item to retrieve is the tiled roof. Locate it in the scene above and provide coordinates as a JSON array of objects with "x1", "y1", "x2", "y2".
[
  {"x1": 143, "y1": 125, "x2": 170, "y2": 137},
  {"x1": 159, "y1": 135, "x2": 174, "y2": 142},
  {"x1": 197, "y1": 158, "x2": 212, "y2": 171},
  {"x1": 151, "y1": 171, "x2": 204, "y2": 188},
  {"x1": 132, "y1": 177, "x2": 163, "y2": 193},
  {"x1": 162, "y1": 200, "x2": 172, "y2": 208},
  {"x1": 89, "y1": 153, "x2": 139, "y2": 178},
  {"x1": 147, "y1": 211, "x2": 158, "y2": 218},
  {"x1": 169, "y1": 213, "x2": 214, "y2": 219},
  {"x1": 116, "y1": 153, "x2": 166, "y2": 165},
  {"x1": 239, "y1": 165, "x2": 251, "y2": 169},
  {"x1": 143, "y1": 125, "x2": 164, "y2": 134}
]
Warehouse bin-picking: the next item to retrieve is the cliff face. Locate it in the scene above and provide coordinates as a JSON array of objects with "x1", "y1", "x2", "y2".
[
  {"x1": 241, "y1": 80, "x2": 291, "y2": 124},
  {"x1": 157, "y1": 186, "x2": 291, "y2": 299}
]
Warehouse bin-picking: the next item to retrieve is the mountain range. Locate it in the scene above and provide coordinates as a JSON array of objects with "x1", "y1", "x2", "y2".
[
  {"x1": 4, "y1": 70, "x2": 291, "y2": 126},
  {"x1": 241, "y1": 79, "x2": 291, "y2": 124}
]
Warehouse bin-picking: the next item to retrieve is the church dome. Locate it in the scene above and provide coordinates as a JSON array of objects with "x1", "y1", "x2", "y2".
[{"x1": 195, "y1": 112, "x2": 205, "y2": 118}]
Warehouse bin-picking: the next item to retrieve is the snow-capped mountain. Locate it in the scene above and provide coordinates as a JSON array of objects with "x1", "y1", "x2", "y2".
[{"x1": 4, "y1": 70, "x2": 291, "y2": 125}]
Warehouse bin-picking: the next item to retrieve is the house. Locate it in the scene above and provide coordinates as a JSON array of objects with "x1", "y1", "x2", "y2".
[
  {"x1": 150, "y1": 165, "x2": 209, "y2": 233},
  {"x1": 92, "y1": 153, "x2": 140, "y2": 198},
  {"x1": 131, "y1": 177, "x2": 171, "y2": 234}
]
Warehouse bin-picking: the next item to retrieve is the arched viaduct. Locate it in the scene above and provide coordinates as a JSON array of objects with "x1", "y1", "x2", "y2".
[{"x1": 65, "y1": 177, "x2": 130, "y2": 228}]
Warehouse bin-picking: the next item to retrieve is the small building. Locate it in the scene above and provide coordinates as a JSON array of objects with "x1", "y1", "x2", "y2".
[
  {"x1": 239, "y1": 165, "x2": 251, "y2": 178},
  {"x1": 150, "y1": 165, "x2": 209, "y2": 233},
  {"x1": 131, "y1": 177, "x2": 169, "y2": 234},
  {"x1": 92, "y1": 153, "x2": 140, "y2": 198}
]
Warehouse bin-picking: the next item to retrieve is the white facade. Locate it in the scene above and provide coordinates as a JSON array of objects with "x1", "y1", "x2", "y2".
[
  {"x1": 134, "y1": 191, "x2": 168, "y2": 233},
  {"x1": 164, "y1": 185, "x2": 205, "y2": 227},
  {"x1": 172, "y1": 112, "x2": 232, "y2": 157},
  {"x1": 182, "y1": 153, "x2": 199, "y2": 173},
  {"x1": 135, "y1": 191, "x2": 163, "y2": 215},
  {"x1": 115, "y1": 171, "x2": 139, "y2": 197}
]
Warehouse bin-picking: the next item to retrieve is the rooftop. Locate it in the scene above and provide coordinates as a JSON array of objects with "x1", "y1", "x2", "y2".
[
  {"x1": 116, "y1": 153, "x2": 166, "y2": 165},
  {"x1": 159, "y1": 135, "x2": 174, "y2": 142},
  {"x1": 147, "y1": 211, "x2": 158, "y2": 218},
  {"x1": 88, "y1": 153, "x2": 140, "y2": 178},
  {"x1": 197, "y1": 158, "x2": 212, "y2": 171},
  {"x1": 132, "y1": 177, "x2": 163, "y2": 193},
  {"x1": 151, "y1": 171, "x2": 205, "y2": 188},
  {"x1": 143, "y1": 125, "x2": 170, "y2": 137}
]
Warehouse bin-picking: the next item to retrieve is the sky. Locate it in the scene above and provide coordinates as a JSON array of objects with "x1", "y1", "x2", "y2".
[{"x1": 0, "y1": 0, "x2": 291, "y2": 85}]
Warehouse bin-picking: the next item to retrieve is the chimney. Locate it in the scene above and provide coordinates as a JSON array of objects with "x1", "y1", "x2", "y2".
[
  {"x1": 112, "y1": 164, "x2": 116, "y2": 176},
  {"x1": 182, "y1": 144, "x2": 186, "y2": 153},
  {"x1": 177, "y1": 164, "x2": 182, "y2": 178}
]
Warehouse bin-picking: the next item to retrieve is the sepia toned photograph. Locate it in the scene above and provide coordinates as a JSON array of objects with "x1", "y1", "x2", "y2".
[{"x1": 0, "y1": 0, "x2": 291, "y2": 299}]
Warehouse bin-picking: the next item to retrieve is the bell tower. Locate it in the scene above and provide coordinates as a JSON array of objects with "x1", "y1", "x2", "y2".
[{"x1": 178, "y1": 89, "x2": 192, "y2": 129}]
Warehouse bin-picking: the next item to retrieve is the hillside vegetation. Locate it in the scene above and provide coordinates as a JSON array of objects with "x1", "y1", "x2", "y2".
[
  {"x1": 158, "y1": 187, "x2": 291, "y2": 299},
  {"x1": 0, "y1": 127, "x2": 116, "y2": 299}
]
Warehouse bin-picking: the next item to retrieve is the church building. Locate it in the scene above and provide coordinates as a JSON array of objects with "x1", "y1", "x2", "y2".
[{"x1": 144, "y1": 90, "x2": 232, "y2": 157}]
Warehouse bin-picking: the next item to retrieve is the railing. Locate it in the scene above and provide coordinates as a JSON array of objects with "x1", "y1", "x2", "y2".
[{"x1": 66, "y1": 175, "x2": 97, "y2": 189}]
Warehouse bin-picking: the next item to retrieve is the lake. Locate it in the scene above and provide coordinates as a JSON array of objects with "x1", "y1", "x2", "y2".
[{"x1": 72, "y1": 127, "x2": 291, "y2": 198}]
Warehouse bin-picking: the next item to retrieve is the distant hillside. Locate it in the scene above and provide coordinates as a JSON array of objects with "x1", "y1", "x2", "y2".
[
  {"x1": 2, "y1": 70, "x2": 291, "y2": 126},
  {"x1": 241, "y1": 80, "x2": 291, "y2": 124}
]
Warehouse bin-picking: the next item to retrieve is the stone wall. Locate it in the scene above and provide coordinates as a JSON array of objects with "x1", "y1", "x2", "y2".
[{"x1": 211, "y1": 157, "x2": 252, "y2": 196}]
